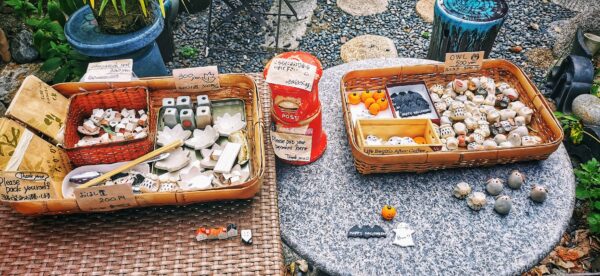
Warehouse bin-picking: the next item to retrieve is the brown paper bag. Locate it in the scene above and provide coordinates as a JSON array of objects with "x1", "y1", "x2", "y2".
[{"x1": 0, "y1": 118, "x2": 71, "y2": 199}]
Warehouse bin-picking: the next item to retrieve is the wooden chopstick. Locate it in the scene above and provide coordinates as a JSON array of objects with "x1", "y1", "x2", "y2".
[{"x1": 76, "y1": 140, "x2": 184, "y2": 189}]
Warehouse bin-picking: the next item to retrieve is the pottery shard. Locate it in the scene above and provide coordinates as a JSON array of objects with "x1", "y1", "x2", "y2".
[
  {"x1": 337, "y1": 0, "x2": 388, "y2": 16},
  {"x1": 340, "y1": 35, "x2": 398, "y2": 63},
  {"x1": 415, "y1": 0, "x2": 434, "y2": 23},
  {"x1": 0, "y1": 28, "x2": 10, "y2": 63},
  {"x1": 572, "y1": 94, "x2": 600, "y2": 126}
]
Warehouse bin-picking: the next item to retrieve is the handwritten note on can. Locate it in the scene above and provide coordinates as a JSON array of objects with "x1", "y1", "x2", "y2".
[
  {"x1": 74, "y1": 184, "x2": 137, "y2": 212},
  {"x1": 266, "y1": 58, "x2": 317, "y2": 92},
  {"x1": 82, "y1": 59, "x2": 133, "y2": 82},
  {"x1": 271, "y1": 131, "x2": 312, "y2": 162},
  {"x1": 444, "y1": 51, "x2": 484, "y2": 74},
  {"x1": 0, "y1": 172, "x2": 56, "y2": 201},
  {"x1": 173, "y1": 66, "x2": 220, "y2": 92}
]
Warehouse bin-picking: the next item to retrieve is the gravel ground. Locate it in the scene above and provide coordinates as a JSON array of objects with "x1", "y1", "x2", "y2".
[{"x1": 171, "y1": 0, "x2": 577, "y2": 87}]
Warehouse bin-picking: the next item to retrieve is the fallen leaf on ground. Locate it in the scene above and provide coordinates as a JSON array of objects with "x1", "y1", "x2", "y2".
[{"x1": 556, "y1": 246, "x2": 587, "y2": 261}]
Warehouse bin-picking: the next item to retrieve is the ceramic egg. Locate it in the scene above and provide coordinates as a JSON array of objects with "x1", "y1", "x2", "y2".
[
  {"x1": 494, "y1": 195, "x2": 512, "y2": 215},
  {"x1": 453, "y1": 182, "x2": 472, "y2": 199},
  {"x1": 494, "y1": 134, "x2": 507, "y2": 144},
  {"x1": 486, "y1": 178, "x2": 504, "y2": 196},
  {"x1": 467, "y1": 192, "x2": 487, "y2": 211},
  {"x1": 530, "y1": 185, "x2": 548, "y2": 203},
  {"x1": 507, "y1": 170, "x2": 525, "y2": 189}
]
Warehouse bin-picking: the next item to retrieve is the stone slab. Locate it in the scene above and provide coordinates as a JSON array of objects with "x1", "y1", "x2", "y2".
[
  {"x1": 340, "y1": 35, "x2": 397, "y2": 63},
  {"x1": 337, "y1": 0, "x2": 388, "y2": 16},
  {"x1": 277, "y1": 58, "x2": 576, "y2": 275}
]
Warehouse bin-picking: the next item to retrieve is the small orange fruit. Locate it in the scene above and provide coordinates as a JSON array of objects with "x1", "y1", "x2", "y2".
[
  {"x1": 364, "y1": 98, "x2": 376, "y2": 109},
  {"x1": 373, "y1": 90, "x2": 386, "y2": 100},
  {"x1": 348, "y1": 92, "x2": 361, "y2": 105},
  {"x1": 381, "y1": 205, "x2": 396, "y2": 221},
  {"x1": 368, "y1": 102, "x2": 380, "y2": 115},
  {"x1": 377, "y1": 98, "x2": 388, "y2": 110},
  {"x1": 413, "y1": 137, "x2": 427, "y2": 144},
  {"x1": 360, "y1": 91, "x2": 374, "y2": 102}
]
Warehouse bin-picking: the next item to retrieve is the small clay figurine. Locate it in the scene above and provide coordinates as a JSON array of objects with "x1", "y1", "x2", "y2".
[
  {"x1": 241, "y1": 229, "x2": 253, "y2": 244},
  {"x1": 507, "y1": 170, "x2": 525, "y2": 189},
  {"x1": 196, "y1": 223, "x2": 239, "y2": 241},
  {"x1": 381, "y1": 205, "x2": 397, "y2": 221},
  {"x1": 467, "y1": 192, "x2": 487, "y2": 211},
  {"x1": 486, "y1": 178, "x2": 504, "y2": 196},
  {"x1": 530, "y1": 185, "x2": 548, "y2": 203},
  {"x1": 453, "y1": 182, "x2": 471, "y2": 199},
  {"x1": 494, "y1": 195, "x2": 512, "y2": 215},
  {"x1": 392, "y1": 223, "x2": 415, "y2": 247}
]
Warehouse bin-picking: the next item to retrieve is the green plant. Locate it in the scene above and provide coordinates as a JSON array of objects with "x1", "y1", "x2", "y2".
[
  {"x1": 554, "y1": 111, "x2": 600, "y2": 145},
  {"x1": 179, "y1": 46, "x2": 198, "y2": 59},
  {"x1": 40, "y1": 42, "x2": 88, "y2": 83},
  {"x1": 88, "y1": 0, "x2": 165, "y2": 18},
  {"x1": 575, "y1": 158, "x2": 600, "y2": 233},
  {"x1": 592, "y1": 68, "x2": 600, "y2": 97},
  {"x1": 4, "y1": 0, "x2": 36, "y2": 18}
]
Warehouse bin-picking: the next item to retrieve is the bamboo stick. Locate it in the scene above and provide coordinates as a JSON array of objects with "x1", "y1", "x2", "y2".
[{"x1": 76, "y1": 140, "x2": 183, "y2": 189}]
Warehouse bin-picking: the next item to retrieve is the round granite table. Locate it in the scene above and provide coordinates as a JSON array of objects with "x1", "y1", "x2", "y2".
[{"x1": 277, "y1": 58, "x2": 576, "y2": 275}]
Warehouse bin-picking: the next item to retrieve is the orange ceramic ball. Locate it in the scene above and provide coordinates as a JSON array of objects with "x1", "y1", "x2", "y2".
[
  {"x1": 348, "y1": 92, "x2": 361, "y2": 105},
  {"x1": 413, "y1": 137, "x2": 426, "y2": 144},
  {"x1": 381, "y1": 205, "x2": 396, "y2": 221},
  {"x1": 360, "y1": 91, "x2": 374, "y2": 102},
  {"x1": 368, "y1": 103, "x2": 381, "y2": 115},
  {"x1": 364, "y1": 98, "x2": 376, "y2": 109},
  {"x1": 377, "y1": 98, "x2": 389, "y2": 110},
  {"x1": 373, "y1": 90, "x2": 386, "y2": 100}
]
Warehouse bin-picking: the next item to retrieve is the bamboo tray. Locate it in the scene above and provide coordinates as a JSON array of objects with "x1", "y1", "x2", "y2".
[
  {"x1": 4, "y1": 74, "x2": 265, "y2": 215},
  {"x1": 341, "y1": 59, "x2": 563, "y2": 174}
]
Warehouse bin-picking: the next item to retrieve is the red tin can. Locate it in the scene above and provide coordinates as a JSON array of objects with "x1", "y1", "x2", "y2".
[{"x1": 264, "y1": 51, "x2": 327, "y2": 165}]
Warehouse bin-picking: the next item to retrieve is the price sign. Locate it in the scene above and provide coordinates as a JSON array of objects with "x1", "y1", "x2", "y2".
[
  {"x1": 0, "y1": 172, "x2": 56, "y2": 201},
  {"x1": 82, "y1": 59, "x2": 133, "y2": 82},
  {"x1": 271, "y1": 131, "x2": 312, "y2": 162},
  {"x1": 265, "y1": 58, "x2": 316, "y2": 92},
  {"x1": 443, "y1": 51, "x2": 484, "y2": 74},
  {"x1": 74, "y1": 184, "x2": 137, "y2": 212},
  {"x1": 173, "y1": 66, "x2": 220, "y2": 92}
]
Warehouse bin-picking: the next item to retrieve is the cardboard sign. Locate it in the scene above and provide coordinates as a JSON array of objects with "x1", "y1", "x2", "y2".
[
  {"x1": 74, "y1": 184, "x2": 137, "y2": 212},
  {"x1": 0, "y1": 172, "x2": 56, "y2": 201},
  {"x1": 173, "y1": 66, "x2": 220, "y2": 92},
  {"x1": 265, "y1": 58, "x2": 316, "y2": 92},
  {"x1": 443, "y1": 51, "x2": 484, "y2": 74},
  {"x1": 271, "y1": 131, "x2": 312, "y2": 162},
  {"x1": 82, "y1": 59, "x2": 133, "y2": 82}
]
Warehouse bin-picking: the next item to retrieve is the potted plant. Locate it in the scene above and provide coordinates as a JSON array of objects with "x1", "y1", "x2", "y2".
[{"x1": 87, "y1": 0, "x2": 166, "y2": 34}]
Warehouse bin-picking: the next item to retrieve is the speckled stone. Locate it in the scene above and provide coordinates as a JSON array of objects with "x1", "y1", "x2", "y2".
[
  {"x1": 277, "y1": 58, "x2": 576, "y2": 276},
  {"x1": 336, "y1": 0, "x2": 388, "y2": 16},
  {"x1": 572, "y1": 94, "x2": 600, "y2": 126},
  {"x1": 340, "y1": 35, "x2": 398, "y2": 63}
]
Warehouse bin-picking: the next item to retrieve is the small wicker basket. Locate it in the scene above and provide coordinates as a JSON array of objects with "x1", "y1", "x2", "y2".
[{"x1": 341, "y1": 59, "x2": 564, "y2": 174}]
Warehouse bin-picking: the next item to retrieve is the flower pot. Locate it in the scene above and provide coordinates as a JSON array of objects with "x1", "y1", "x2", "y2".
[
  {"x1": 90, "y1": 0, "x2": 156, "y2": 34},
  {"x1": 179, "y1": 0, "x2": 210, "y2": 13}
]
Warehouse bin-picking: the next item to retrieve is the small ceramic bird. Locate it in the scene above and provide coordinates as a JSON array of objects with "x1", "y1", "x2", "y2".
[
  {"x1": 453, "y1": 182, "x2": 471, "y2": 199},
  {"x1": 486, "y1": 178, "x2": 504, "y2": 196},
  {"x1": 467, "y1": 192, "x2": 487, "y2": 211},
  {"x1": 530, "y1": 185, "x2": 548, "y2": 203},
  {"x1": 507, "y1": 170, "x2": 525, "y2": 190},
  {"x1": 494, "y1": 195, "x2": 512, "y2": 215}
]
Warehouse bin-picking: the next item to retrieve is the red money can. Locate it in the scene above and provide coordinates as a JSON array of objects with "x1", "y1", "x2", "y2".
[{"x1": 263, "y1": 51, "x2": 327, "y2": 165}]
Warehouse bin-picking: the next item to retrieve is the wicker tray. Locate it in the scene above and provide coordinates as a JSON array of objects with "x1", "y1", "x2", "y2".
[
  {"x1": 0, "y1": 74, "x2": 284, "y2": 275},
  {"x1": 341, "y1": 59, "x2": 564, "y2": 174},
  {"x1": 3, "y1": 74, "x2": 265, "y2": 215}
]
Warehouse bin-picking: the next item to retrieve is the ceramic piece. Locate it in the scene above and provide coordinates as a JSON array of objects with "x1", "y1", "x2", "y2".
[
  {"x1": 184, "y1": 125, "x2": 219, "y2": 150},
  {"x1": 241, "y1": 229, "x2": 253, "y2": 244},
  {"x1": 507, "y1": 133, "x2": 522, "y2": 146},
  {"x1": 228, "y1": 130, "x2": 250, "y2": 165},
  {"x1": 197, "y1": 95, "x2": 211, "y2": 106},
  {"x1": 509, "y1": 101, "x2": 526, "y2": 112},
  {"x1": 155, "y1": 148, "x2": 191, "y2": 172},
  {"x1": 469, "y1": 132, "x2": 485, "y2": 144},
  {"x1": 176, "y1": 96, "x2": 192, "y2": 110},
  {"x1": 514, "y1": 116, "x2": 526, "y2": 126},
  {"x1": 195, "y1": 106, "x2": 212, "y2": 129},
  {"x1": 139, "y1": 173, "x2": 160, "y2": 193},
  {"x1": 215, "y1": 164, "x2": 250, "y2": 186},
  {"x1": 494, "y1": 195, "x2": 512, "y2": 215},
  {"x1": 467, "y1": 142, "x2": 484, "y2": 150},
  {"x1": 483, "y1": 94, "x2": 496, "y2": 106},
  {"x1": 510, "y1": 126, "x2": 529, "y2": 137},
  {"x1": 392, "y1": 223, "x2": 415, "y2": 247},
  {"x1": 163, "y1": 108, "x2": 179, "y2": 128},
  {"x1": 530, "y1": 185, "x2": 548, "y2": 203},
  {"x1": 429, "y1": 84, "x2": 445, "y2": 95},
  {"x1": 482, "y1": 139, "x2": 497, "y2": 149},
  {"x1": 365, "y1": 135, "x2": 383, "y2": 146},
  {"x1": 214, "y1": 113, "x2": 246, "y2": 136},
  {"x1": 162, "y1": 98, "x2": 175, "y2": 107},
  {"x1": 500, "y1": 109, "x2": 517, "y2": 121},
  {"x1": 158, "y1": 182, "x2": 180, "y2": 192},
  {"x1": 453, "y1": 122, "x2": 467, "y2": 136},
  {"x1": 507, "y1": 170, "x2": 525, "y2": 189},
  {"x1": 467, "y1": 192, "x2": 487, "y2": 211},
  {"x1": 464, "y1": 117, "x2": 479, "y2": 131},
  {"x1": 347, "y1": 225, "x2": 386, "y2": 239},
  {"x1": 518, "y1": 107, "x2": 534, "y2": 123},
  {"x1": 494, "y1": 134, "x2": 507, "y2": 144},
  {"x1": 157, "y1": 124, "x2": 192, "y2": 146},
  {"x1": 446, "y1": 137, "x2": 459, "y2": 150},
  {"x1": 381, "y1": 205, "x2": 397, "y2": 220},
  {"x1": 465, "y1": 90, "x2": 475, "y2": 101},
  {"x1": 477, "y1": 121, "x2": 491, "y2": 137},
  {"x1": 180, "y1": 167, "x2": 213, "y2": 191},
  {"x1": 486, "y1": 109, "x2": 500, "y2": 123},
  {"x1": 522, "y1": 135, "x2": 542, "y2": 146},
  {"x1": 453, "y1": 182, "x2": 471, "y2": 199},
  {"x1": 214, "y1": 142, "x2": 242, "y2": 174},
  {"x1": 486, "y1": 178, "x2": 504, "y2": 196},
  {"x1": 457, "y1": 135, "x2": 467, "y2": 147},
  {"x1": 452, "y1": 79, "x2": 468, "y2": 94},
  {"x1": 434, "y1": 102, "x2": 447, "y2": 113},
  {"x1": 439, "y1": 124, "x2": 455, "y2": 139},
  {"x1": 430, "y1": 93, "x2": 442, "y2": 103},
  {"x1": 440, "y1": 116, "x2": 452, "y2": 125},
  {"x1": 386, "y1": 136, "x2": 416, "y2": 146},
  {"x1": 502, "y1": 88, "x2": 519, "y2": 100},
  {"x1": 179, "y1": 109, "x2": 196, "y2": 130},
  {"x1": 200, "y1": 144, "x2": 222, "y2": 169},
  {"x1": 499, "y1": 141, "x2": 514, "y2": 148}
]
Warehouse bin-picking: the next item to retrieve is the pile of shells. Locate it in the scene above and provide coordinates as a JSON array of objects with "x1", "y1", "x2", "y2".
[{"x1": 429, "y1": 77, "x2": 543, "y2": 151}]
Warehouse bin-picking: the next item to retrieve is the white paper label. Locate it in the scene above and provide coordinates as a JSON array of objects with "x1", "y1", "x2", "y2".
[
  {"x1": 83, "y1": 59, "x2": 133, "y2": 82},
  {"x1": 265, "y1": 58, "x2": 316, "y2": 92},
  {"x1": 173, "y1": 66, "x2": 220, "y2": 92},
  {"x1": 271, "y1": 131, "x2": 312, "y2": 162},
  {"x1": 74, "y1": 184, "x2": 137, "y2": 211},
  {"x1": 444, "y1": 51, "x2": 484, "y2": 74}
]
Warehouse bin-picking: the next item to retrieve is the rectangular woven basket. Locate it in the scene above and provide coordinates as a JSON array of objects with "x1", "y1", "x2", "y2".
[
  {"x1": 4, "y1": 74, "x2": 265, "y2": 215},
  {"x1": 341, "y1": 59, "x2": 564, "y2": 174}
]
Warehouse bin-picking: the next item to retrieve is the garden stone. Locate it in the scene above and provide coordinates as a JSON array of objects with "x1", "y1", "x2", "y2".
[
  {"x1": 0, "y1": 62, "x2": 53, "y2": 115},
  {"x1": 415, "y1": 0, "x2": 434, "y2": 23},
  {"x1": 9, "y1": 30, "x2": 39, "y2": 64},
  {"x1": 553, "y1": 9, "x2": 600, "y2": 57},
  {"x1": 340, "y1": 35, "x2": 397, "y2": 63},
  {"x1": 572, "y1": 94, "x2": 600, "y2": 126},
  {"x1": 551, "y1": 0, "x2": 600, "y2": 12},
  {"x1": 0, "y1": 28, "x2": 10, "y2": 63},
  {"x1": 337, "y1": 0, "x2": 388, "y2": 16},
  {"x1": 0, "y1": 13, "x2": 26, "y2": 36}
]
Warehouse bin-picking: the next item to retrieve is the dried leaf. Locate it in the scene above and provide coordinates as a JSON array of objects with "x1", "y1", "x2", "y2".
[
  {"x1": 556, "y1": 247, "x2": 586, "y2": 261},
  {"x1": 555, "y1": 259, "x2": 576, "y2": 269}
]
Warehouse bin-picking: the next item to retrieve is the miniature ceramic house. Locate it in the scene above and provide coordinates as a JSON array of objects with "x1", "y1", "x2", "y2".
[
  {"x1": 162, "y1": 98, "x2": 175, "y2": 107},
  {"x1": 195, "y1": 106, "x2": 212, "y2": 129},
  {"x1": 176, "y1": 96, "x2": 192, "y2": 110},
  {"x1": 179, "y1": 109, "x2": 196, "y2": 130},
  {"x1": 163, "y1": 108, "x2": 179, "y2": 128},
  {"x1": 197, "y1": 95, "x2": 210, "y2": 106}
]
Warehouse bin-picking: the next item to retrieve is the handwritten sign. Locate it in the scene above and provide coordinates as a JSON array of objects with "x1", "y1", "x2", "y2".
[
  {"x1": 82, "y1": 59, "x2": 133, "y2": 82},
  {"x1": 271, "y1": 131, "x2": 312, "y2": 162},
  {"x1": 444, "y1": 51, "x2": 484, "y2": 74},
  {"x1": 173, "y1": 66, "x2": 220, "y2": 92},
  {"x1": 74, "y1": 184, "x2": 137, "y2": 212},
  {"x1": 266, "y1": 58, "x2": 316, "y2": 92},
  {"x1": 0, "y1": 172, "x2": 55, "y2": 201}
]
